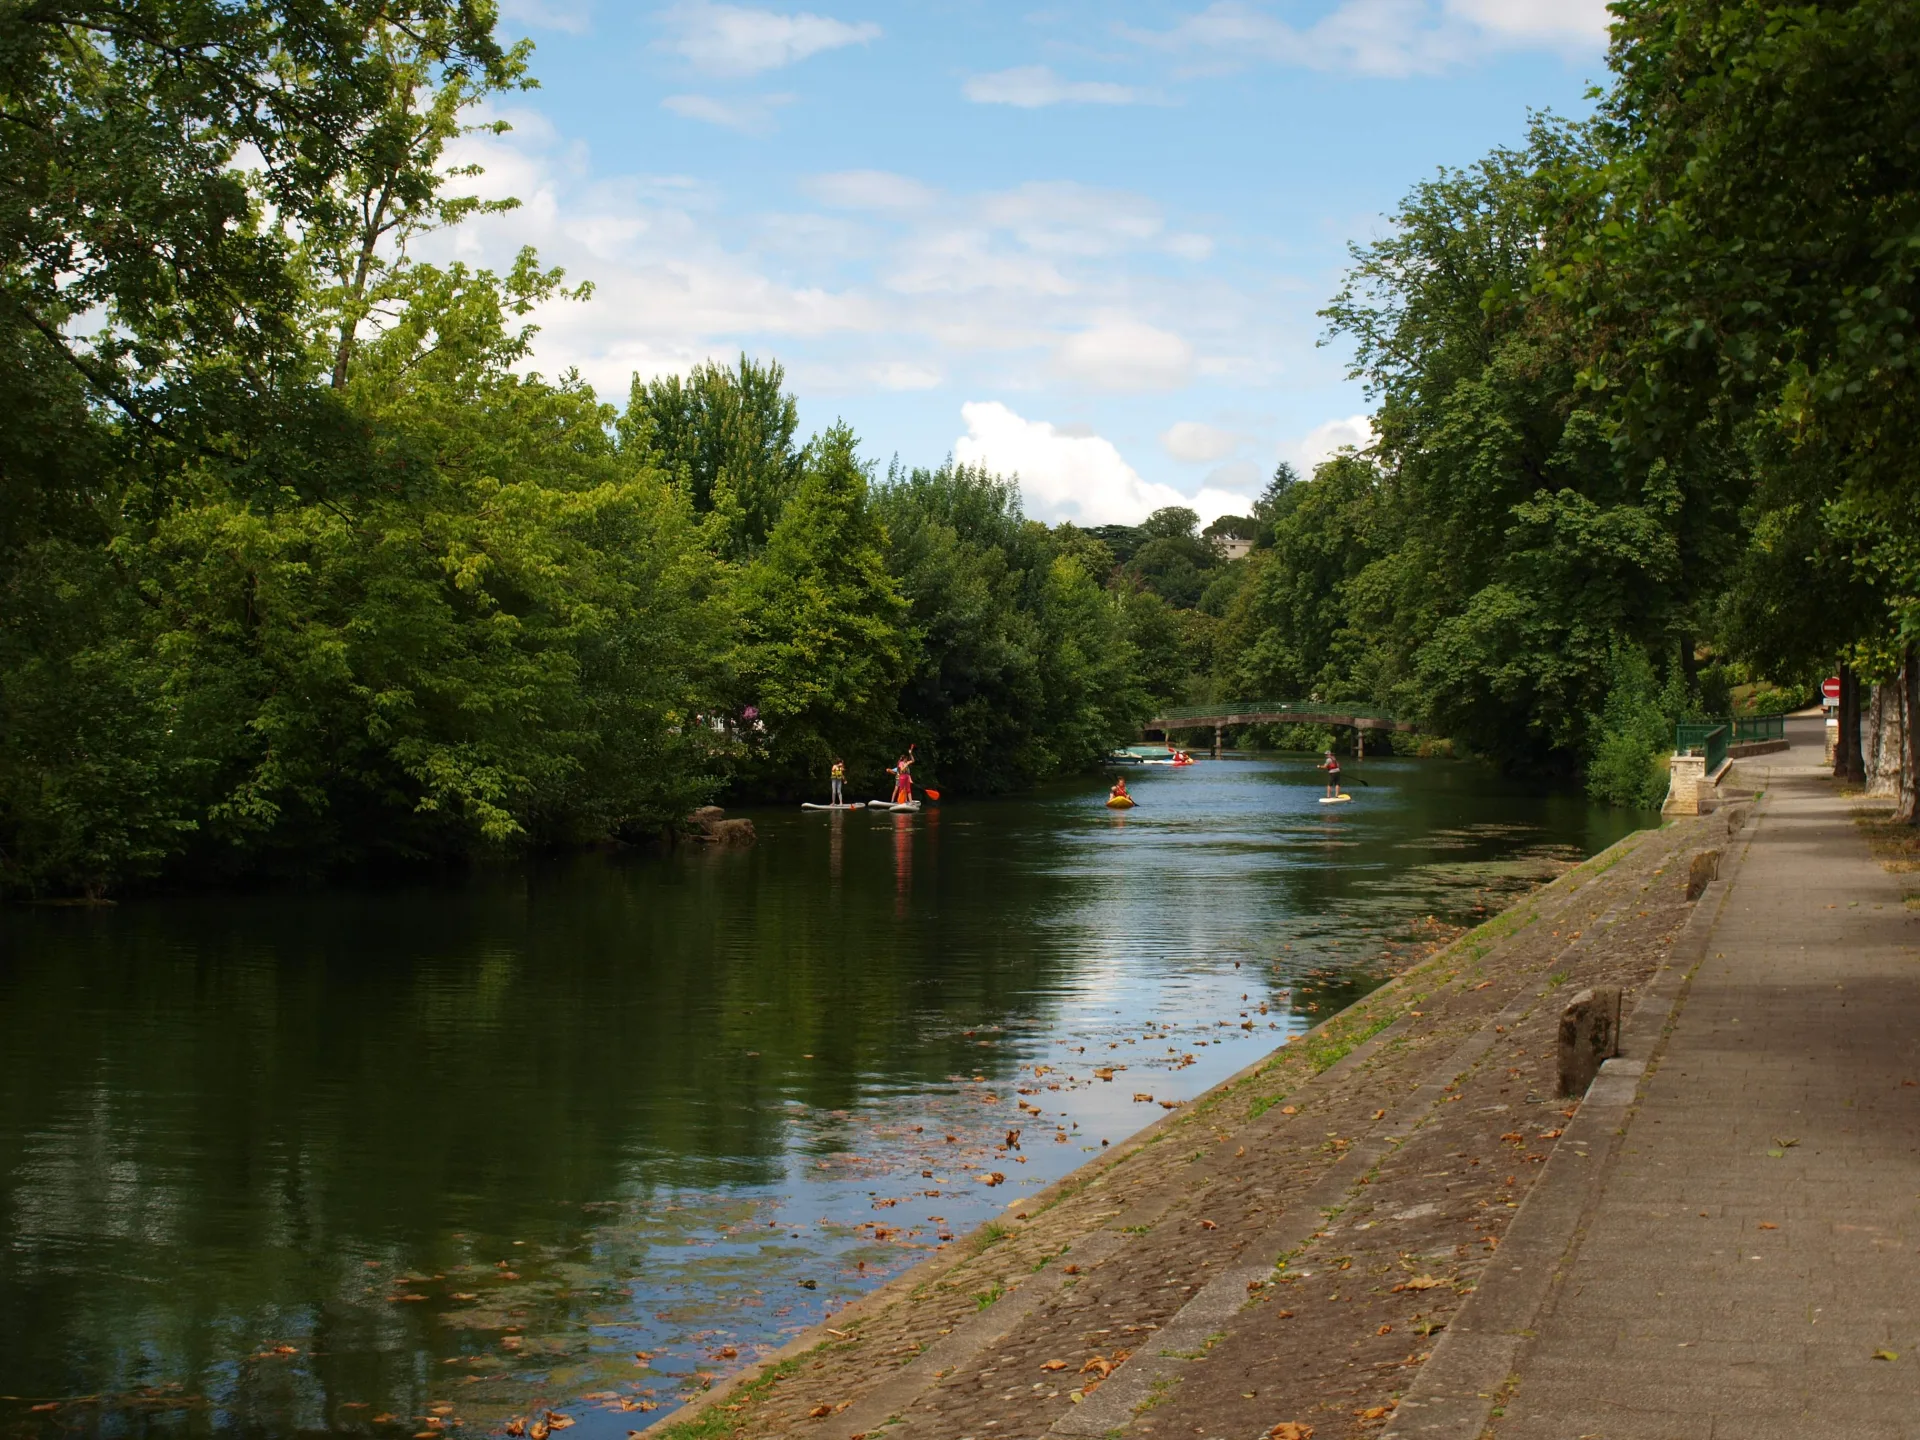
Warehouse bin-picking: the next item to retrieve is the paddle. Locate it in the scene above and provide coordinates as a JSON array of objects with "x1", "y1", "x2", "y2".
[{"x1": 923, "y1": 789, "x2": 941, "y2": 800}]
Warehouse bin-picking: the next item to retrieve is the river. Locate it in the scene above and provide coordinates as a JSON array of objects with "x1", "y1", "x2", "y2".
[{"x1": 0, "y1": 755, "x2": 1641, "y2": 1438}]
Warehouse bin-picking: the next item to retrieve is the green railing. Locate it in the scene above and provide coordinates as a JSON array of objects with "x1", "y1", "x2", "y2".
[
  {"x1": 1674, "y1": 721, "x2": 1729, "y2": 774},
  {"x1": 1150, "y1": 700, "x2": 1403, "y2": 726},
  {"x1": 1732, "y1": 712, "x2": 1786, "y2": 744},
  {"x1": 1674, "y1": 712, "x2": 1785, "y2": 770}
]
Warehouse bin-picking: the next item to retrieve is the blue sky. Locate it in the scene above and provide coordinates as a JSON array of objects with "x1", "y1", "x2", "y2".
[{"x1": 437, "y1": 0, "x2": 1612, "y2": 524}]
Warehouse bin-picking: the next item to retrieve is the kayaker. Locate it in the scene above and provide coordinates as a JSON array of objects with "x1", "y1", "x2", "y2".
[
  {"x1": 890, "y1": 745, "x2": 916, "y2": 805},
  {"x1": 830, "y1": 757, "x2": 845, "y2": 806},
  {"x1": 1109, "y1": 775, "x2": 1131, "y2": 803},
  {"x1": 1319, "y1": 749, "x2": 1343, "y2": 799}
]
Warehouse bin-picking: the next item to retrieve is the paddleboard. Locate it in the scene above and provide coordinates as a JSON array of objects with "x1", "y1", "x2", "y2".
[
  {"x1": 1318, "y1": 794, "x2": 1353, "y2": 805},
  {"x1": 868, "y1": 800, "x2": 922, "y2": 812},
  {"x1": 800, "y1": 802, "x2": 865, "y2": 811},
  {"x1": 1106, "y1": 796, "x2": 1137, "y2": 809}
]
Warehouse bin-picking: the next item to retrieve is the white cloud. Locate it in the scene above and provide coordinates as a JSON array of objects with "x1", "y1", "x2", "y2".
[
  {"x1": 963, "y1": 65, "x2": 1142, "y2": 108},
  {"x1": 1055, "y1": 320, "x2": 1194, "y2": 392},
  {"x1": 954, "y1": 403, "x2": 1256, "y2": 525},
  {"x1": 804, "y1": 169, "x2": 937, "y2": 210},
  {"x1": 428, "y1": 105, "x2": 1271, "y2": 416},
  {"x1": 499, "y1": 0, "x2": 592, "y2": 33},
  {"x1": 1446, "y1": 0, "x2": 1612, "y2": 43},
  {"x1": 662, "y1": 92, "x2": 795, "y2": 133},
  {"x1": 1135, "y1": 0, "x2": 1608, "y2": 78},
  {"x1": 956, "y1": 402, "x2": 1178, "y2": 525},
  {"x1": 660, "y1": 1, "x2": 880, "y2": 76},
  {"x1": 1290, "y1": 413, "x2": 1374, "y2": 472},
  {"x1": 871, "y1": 360, "x2": 943, "y2": 390},
  {"x1": 1161, "y1": 421, "x2": 1240, "y2": 463}
]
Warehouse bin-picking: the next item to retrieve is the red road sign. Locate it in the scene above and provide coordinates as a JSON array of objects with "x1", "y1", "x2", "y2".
[{"x1": 1823, "y1": 676, "x2": 1842, "y2": 700}]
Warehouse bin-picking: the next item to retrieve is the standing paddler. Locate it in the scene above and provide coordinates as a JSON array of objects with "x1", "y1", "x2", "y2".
[
  {"x1": 829, "y1": 757, "x2": 845, "y2": 807},
  {"x1": 1319, "y1": 748, "x2": 1345, "y2": 799},
  {"x1": 889, "y1": 744, "x2": 916, "y2": 806}
]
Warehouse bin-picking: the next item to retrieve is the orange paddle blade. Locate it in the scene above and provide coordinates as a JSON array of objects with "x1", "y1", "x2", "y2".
[{"x1": 924, "y1": 789, "x2": 941, "y2": 800}]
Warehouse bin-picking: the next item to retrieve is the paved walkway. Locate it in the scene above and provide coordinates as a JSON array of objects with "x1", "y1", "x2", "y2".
[{"x1": 1491, "y1": 743, "x2": 1920, "y2": 1438}]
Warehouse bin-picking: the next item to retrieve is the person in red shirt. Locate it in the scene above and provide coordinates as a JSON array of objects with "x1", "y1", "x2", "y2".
[{"x1": 1319, "y1": 749, "x2": 1343, "y2": 798}]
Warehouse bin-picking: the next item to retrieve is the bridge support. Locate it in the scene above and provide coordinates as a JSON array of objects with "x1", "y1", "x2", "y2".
[
  {"x1": 1213, "y1": 724, "x2": 1223, "y2": 760},
  {"x1": 1356, "y1": 726, "x2": 1364, "y2": 760}
]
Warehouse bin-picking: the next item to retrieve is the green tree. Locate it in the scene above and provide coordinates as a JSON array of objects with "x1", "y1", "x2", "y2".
[
  {"x1": 733, "y1": 424, "x2": 909, "y2": 794},
  {"x1": 619, "y1": 356, "x2": 805, "y2": 558}
]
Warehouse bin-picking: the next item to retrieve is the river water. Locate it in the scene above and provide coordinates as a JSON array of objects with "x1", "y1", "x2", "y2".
[{"x1": 0, "y1": 756, "x2": 1640, "y2": 1438}]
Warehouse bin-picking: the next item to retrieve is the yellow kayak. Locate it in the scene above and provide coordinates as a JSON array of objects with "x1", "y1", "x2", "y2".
[{"x1": 1106, "y1": 795, "x2": 1137, "y2": 809}]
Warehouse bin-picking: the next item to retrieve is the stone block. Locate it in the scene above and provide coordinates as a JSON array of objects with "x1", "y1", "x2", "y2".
[
  {"x1": 1663, "y1": 752, "x2": 1708, "y2": 816},
  {"x1": 686, "y1": 806, "x2": 757, "y2": 846},
  {"x1": 1558, "y1": 986, "x2": 1622, "y2": 1098},
  {"x1": 1686, "y1": 849, "x2": 1721, "y2": 901}
]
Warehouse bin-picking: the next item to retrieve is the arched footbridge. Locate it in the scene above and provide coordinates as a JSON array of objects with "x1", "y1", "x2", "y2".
[{"x1": 1144, "y1": 701, "x2": 1416, "y2": 758}]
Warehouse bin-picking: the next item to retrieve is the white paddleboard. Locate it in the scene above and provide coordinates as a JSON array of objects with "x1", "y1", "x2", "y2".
[
  {"x1": 1318, "y1": 794, "x2": 1353, "y2": 805},
  {"x1": 801, "y1": 802, "x2": 865, "y2": 811},
  {"x1": 868, "y1": 800, "x2": 923, "y2": 812}
]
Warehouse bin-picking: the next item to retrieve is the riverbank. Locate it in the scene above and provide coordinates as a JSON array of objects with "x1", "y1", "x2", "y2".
[{"x1": 647, "y1": 801, "x2": 1739, "y2": 1440}]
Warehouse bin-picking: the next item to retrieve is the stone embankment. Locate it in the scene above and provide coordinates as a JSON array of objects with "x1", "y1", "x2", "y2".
[{"x1": 649, "y1": 804, "x2": 1744, "y2": 1440}]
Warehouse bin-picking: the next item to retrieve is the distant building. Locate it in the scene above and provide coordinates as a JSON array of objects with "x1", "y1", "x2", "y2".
[{"x1": 1211, "y1": 534, "x2": 1254, "y2": 562}]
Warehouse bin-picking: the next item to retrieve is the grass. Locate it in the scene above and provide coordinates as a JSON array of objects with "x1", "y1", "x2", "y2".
[
  {"x1": 972, "y1": 1281, "x2": 1004, "y2": 1311},
  {"x1": 653, "y1": 1352, "x2": 809, "y2": 1439},
  {"x1": 1855, "y1": 810, "x2": 1920, "y2": 874}
]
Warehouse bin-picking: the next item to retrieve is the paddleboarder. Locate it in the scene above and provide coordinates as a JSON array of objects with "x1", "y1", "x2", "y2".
[
  {"x1": 889, "y1": 745, "x2": 916, "y2": 806},
  {"x1": 1319, "y1": 748, "x2": 1344, "y2": 800},
  {"x1": 830, "y1": 757, "x2": 845, "y2": 807}
]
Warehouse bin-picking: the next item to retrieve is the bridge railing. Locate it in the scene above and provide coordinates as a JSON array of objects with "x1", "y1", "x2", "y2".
[
  {"x1": 1150, "y1": 700, "x2": 1403, "y2": 726},
  {"x1": 1731, "y1": 712, "x2": 1786, "y2": 744},
  {"x1": 1674, "y1": 721, "x2": 1729, "y2": 774}
]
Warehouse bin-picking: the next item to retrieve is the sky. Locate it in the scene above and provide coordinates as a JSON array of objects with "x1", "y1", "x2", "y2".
[{"x1": 433, "y1": 0, "x2": 1614, "y2": 525}]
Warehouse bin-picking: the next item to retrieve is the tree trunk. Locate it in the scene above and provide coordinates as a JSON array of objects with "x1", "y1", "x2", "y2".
[
  {"x1": 1899, "y1": 647, "x2": 1919, "y2": 825},
  {"x1": 1836, "y1": 663, "x2": 1866, "y2": 786}
]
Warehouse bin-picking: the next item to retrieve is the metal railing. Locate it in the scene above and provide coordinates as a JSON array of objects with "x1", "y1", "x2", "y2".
[
  {"x1": 1674, "y1": 721, "x2": 1729, "y2": 774},
  {"x1": 1731, "y1": 712, "x2": 1786, "y2": 744},
  {"x1": 1149, "y1": 700, "x2": 1403, "y2": 726}
]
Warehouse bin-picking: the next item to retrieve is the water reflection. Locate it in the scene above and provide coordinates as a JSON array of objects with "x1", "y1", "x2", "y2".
[{"x1": 0, "y1": 756, "x2": 1642, "y2": 1438}]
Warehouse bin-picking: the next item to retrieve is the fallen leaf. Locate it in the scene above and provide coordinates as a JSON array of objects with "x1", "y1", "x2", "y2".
[
  {"x1": 1396, "y1": 1275, "x2": 1446, "y2": 1292},
  {"x1": 1199, "y1": 1219, "x2": 1217, "y2": 1230},
  {"x1": 1358, "y1": 1404, "x2": 1391, "y2": 1420},
  {"x1": 1376, "y1": 1324, "x2": 1393, "y2": 1335},
  {"x1": 1874, "y1": 1349, "x2": 1899, "y2": 1362},
  {"x1": 1041, "y1": 1359, "x2": 1068, "y2": 1371},
  {"x1": 1133, "y1": 1093, "x2": 1154, "y2": 1103},
  {"x1": 505, "y1": 1421, "x2": 526, "y2": 1436},
  {"x1": 1281, "y1": 1105, "x2": 1298, "y2": 1116},
  {"x1": 546, "y1": 1413, "x2": 575, "y2": 1432},
  {"x1": 1371, "y1": 1109, "x2": 1386, "y2": 1120},
  {"x1": 1758, "y1": 1222, "x2": 1778, "y2": 1230},
  {"x1": 1063, "y1": 1264, "x2": 1080, "y2": 1275},
  {"x1": 1266, "y1": 1424, "x2": 1314, "y2": 1439},
  {"x1": 1537, "y1": 1128, "x2": 1563, "y2": 1140},
  {"x1": 808, "y1": 1404, "x2": 834, "y2": 1417},
  {"x1": 633, "y1": 1351, "x2": 653, "y2": 1362}
]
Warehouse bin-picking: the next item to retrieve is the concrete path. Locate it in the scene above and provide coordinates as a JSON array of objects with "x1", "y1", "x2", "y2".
[{"x1": 1490, "y1": 741, "x2": 1920, "y2": 1437}]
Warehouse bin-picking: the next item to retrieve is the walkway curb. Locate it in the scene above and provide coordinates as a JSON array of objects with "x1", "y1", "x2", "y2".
[{"x1": 1381, "y1": 801, "x2": 1758, "y2": 1440}]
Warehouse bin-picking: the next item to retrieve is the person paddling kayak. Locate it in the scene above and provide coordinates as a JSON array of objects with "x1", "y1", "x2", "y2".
[
  {"x1": 1319, "y1": 749, "x2": 1344, "y2": 799},
  {"x1": 1108, "y1": 775, "x2": 1134, "y2": 807}
]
